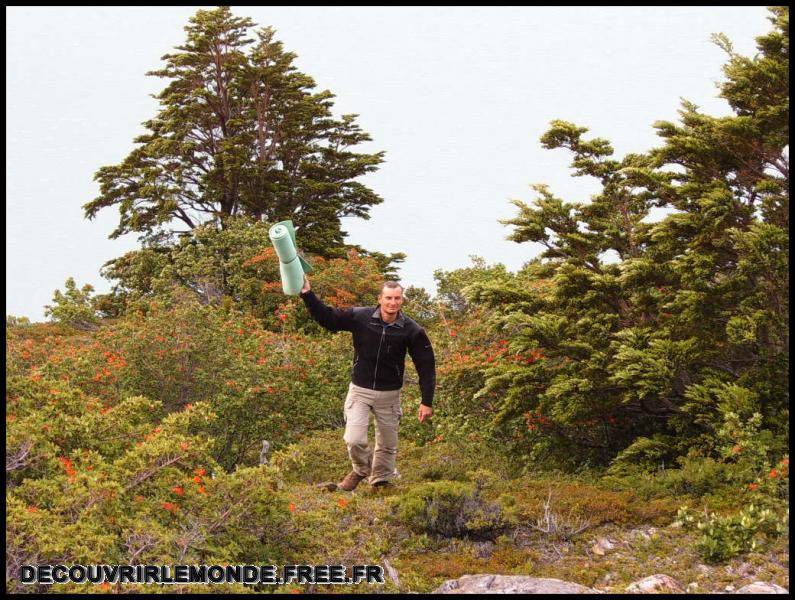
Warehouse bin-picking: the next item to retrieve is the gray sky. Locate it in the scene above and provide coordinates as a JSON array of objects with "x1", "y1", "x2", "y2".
[{"x1": 7, "y1": 6, "x2": 773, "y2": 322}]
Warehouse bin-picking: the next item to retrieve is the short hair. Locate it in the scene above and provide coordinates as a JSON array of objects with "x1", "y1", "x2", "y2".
[{"x1": 380, "y1": 281, "x2": 404, "y2": 294}]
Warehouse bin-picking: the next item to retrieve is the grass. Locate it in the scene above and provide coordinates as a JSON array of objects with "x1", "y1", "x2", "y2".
[{"x1": 263, "y1": 429, "x2": 789, "y2": 594}]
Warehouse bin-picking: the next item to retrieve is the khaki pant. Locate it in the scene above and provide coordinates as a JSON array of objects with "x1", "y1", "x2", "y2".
[{"x1": 343, "y1": 382, "x2": 402, "y2": 485}]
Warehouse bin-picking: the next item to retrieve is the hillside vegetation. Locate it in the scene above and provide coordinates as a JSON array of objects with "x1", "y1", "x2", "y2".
[{"x1": 6, "y1": 6, "x2": 788, "y2": 594}]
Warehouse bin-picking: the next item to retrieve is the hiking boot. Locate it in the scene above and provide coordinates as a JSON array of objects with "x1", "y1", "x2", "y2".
[
  {"x1": 338, "y1": 470, "x2": 367, "y2": 491},
  {"x1": 371, "y1": 480, "x2": 391, "y2": 488}
]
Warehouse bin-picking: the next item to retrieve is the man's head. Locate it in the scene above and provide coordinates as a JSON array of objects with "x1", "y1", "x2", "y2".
[{"x1": 378, "y1": 281, "x2": 404, "y2": 321}]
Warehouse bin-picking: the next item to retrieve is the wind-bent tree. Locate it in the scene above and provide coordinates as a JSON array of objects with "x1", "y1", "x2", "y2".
[
  {"x1": 84, "y1": 7, "x2": 384, "y2": 256},
  {"x1": 466, "y1": 7, "x2": 788, "y2": 469}
]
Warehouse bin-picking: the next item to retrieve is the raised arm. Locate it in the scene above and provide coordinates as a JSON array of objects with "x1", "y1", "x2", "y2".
[{"x1": 299, "y1": 276, "x2": 356, "y2": 332}]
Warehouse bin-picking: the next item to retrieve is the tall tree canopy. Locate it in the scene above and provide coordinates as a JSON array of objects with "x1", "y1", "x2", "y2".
[
  {"x1": 84, "y1": 6, "x2": 384, "y2": 255},
  {"x1": 466, "y1": 7, "x2": 788, "y2": 469}
]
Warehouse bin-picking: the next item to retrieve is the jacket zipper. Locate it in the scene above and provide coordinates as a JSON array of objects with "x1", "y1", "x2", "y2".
[{"x1": 373, "y1": 325, "x2": 386, "y2": 389}]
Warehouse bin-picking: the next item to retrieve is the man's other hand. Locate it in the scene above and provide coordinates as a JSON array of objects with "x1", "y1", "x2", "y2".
[
  {"x1": 301, "y1": 276, "x2": 311, "y2": 295},
  {"x1": 418, "y1": 405, "x2": 433, "y2": 423}
]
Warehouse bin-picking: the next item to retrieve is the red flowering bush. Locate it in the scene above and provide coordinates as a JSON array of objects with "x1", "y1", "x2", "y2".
[
  {"x1": 6, "y1": 375, "x2": 293, "y2": 593},
  {"x1": 7, "y1": 288, "x2": 354, "y2": 471}
]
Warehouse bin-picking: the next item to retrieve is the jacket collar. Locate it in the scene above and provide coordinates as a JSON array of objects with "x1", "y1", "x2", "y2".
[{"x1": 371, "y1": 306, "x2": 405, "y2": 327}]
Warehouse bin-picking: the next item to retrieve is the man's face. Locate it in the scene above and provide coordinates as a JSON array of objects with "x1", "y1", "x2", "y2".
[{"x1": 378, "y1": 286, "x2": 404, "y2": 317}]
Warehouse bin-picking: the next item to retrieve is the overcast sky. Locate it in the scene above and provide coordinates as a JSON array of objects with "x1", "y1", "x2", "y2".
[{"x1": 6, "y1": 6, "x2": 773, "y2": 322}]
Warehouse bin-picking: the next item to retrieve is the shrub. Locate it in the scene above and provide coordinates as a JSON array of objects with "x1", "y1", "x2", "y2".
[
  {"x1": 5, "y1": 376, "x2": 293, "y2": 593},
  {"x1": 392, "y1": 480, "x2": 510, "y2": 540},
  {"x1": 43, "y1": 277, "x2": 101, "y2": 331},
  {"x1": 676, "y1": 504, "x2": 788, "y2": 563}
]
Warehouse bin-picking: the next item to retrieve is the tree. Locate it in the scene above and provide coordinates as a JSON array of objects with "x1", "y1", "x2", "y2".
[
  {"x1": 434, "y1": 256, "x2": 515, "y2": 315},
  {"x1": 44, "y1": 277, "x2": 102, "y2": 331},
  {"x1": 84, "y1": 7, "x2": 384, "y2": 256},
  {"x1": 465, "y1": 7, "x2": 788, "y2": 469}
]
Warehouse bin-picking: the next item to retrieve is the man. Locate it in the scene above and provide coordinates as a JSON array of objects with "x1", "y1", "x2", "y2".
[{"x1": 299, "y1": 276, "x2": 435, "y2": 490}]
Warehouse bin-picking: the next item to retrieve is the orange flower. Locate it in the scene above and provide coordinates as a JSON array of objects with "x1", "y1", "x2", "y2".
[
  {"x1": 197, "y1": 486, "x2": 207, "y2": 494},
  {"x1": 180, "y1": 442, "x2": 191, "y2": 450},
  {"x1": 25, "y1": 505, "x2": 38, "y2": 513},
  {"x1": 288, "y1": 502, "x2": 296, "y2": 513},
  {"x1": 161, "y1": 502, "x2": 179, "y2": 511},
  {"x1": 195, "y1": 467, "x2": 206, "y2": 476},
  {"x1": 135, "y1": 495, "x2": 145, "y2": 502},
  {"x1": 732, "y1": 445, "x2": 742, "y2": 454},
  {"x1": 192, "y1": 476, "x2": 202, "y2": 484},
  {"x1": 783, "y1": 458, "x2": 789, "y2": 466},
  {"x1": 748, "y1": 483, "x2": 759, "y2": 491},
  {"x1": 769, "y1": 469, "x2": 779, "y2": 478},
  {"x1": 172, "y1": 486, "x2": 184, "y2": 496},
  {"x1": 59, "y1": 456, "x2": 76, "y2": 479},
  {"x1": 450, "y1": 330, "x2": 457, "y2": 337},
  {"x1": 337, "y1": 498, "x2": 348, "y2": 509},
  {"x1": 291, "y1": 589, "x2": 301, "y2": 594}
]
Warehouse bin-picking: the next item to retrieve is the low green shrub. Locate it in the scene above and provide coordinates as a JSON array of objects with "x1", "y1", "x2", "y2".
[
  {"x1": 675, "y1": 503, "x2": 789, "y2": 563},
  {"x1": 392, "y1": 480, "x2": 511, "y2": 541}
]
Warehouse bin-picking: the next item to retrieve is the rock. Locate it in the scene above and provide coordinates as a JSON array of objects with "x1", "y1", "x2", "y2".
[
  {"x1": 592, "y1": 537, "x2": 617, "y2": 556},
  {"x1": 627, "y1": 527, "x2": 660, "y2": 545},
  {"x1": 737, "y1": 562, "x2": 753, "y2": 577},
  {"x1": 626, "y1": 574, "x2": 685, "y2": 594},
  {"x1": 697, "y1": 564, "x2": 712, "y2": 576},
  {"x1": 317, "y1": 482, "x2": 338, "y2": 492},
  {"x1": 735, "y1": 582, "x2": 789, "y2": 594},
  {"x1": 432, "y1": 575, "x2": 600, "y2": 594},
  {"x1": 259, "y1": 440, "x2": 270, "y2": 465}
]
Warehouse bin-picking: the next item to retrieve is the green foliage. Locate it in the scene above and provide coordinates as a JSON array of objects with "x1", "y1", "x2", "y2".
[
  {"x1": 447, "y1": 8, "x2": 789, "y2": 472},
  {"x1": 402, "y1": 285, "x2": 439, "y2": 329},
  {"x1": 7, "y1": 315, "x2": 31, "y2": 328},
  {"x1": 603, "y1": 405, "x2": 790, "y2": 505},
  {"x1": 434, "y1": 256, "x2": 515, "y2": 316},
  {"x1": 392, "y1": 480, "x2": 511, "y2": 540},
  {"x1": 676, "y1": 504, "x2": 788, "y2": 563},
  {"x1": 84, "y1": 7, "x2": 384, "y2": 256},
  {"x1": 43, "y1": 277, "x2": 101, "y2": 331},
  {"x1": 96, "y1": 217, "x2": 396, "y2": 326},
  {"x1": 6, "y1": 374, "x2": 292, "y2": 593},
  {"x1": 11, "y1": 289, "x2": 355, "y2": 471}
]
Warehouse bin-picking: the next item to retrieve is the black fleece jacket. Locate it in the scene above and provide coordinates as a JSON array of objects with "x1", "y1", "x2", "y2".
[{"x1": 300, "y1": 290, "x2": 436, "y2": 407}]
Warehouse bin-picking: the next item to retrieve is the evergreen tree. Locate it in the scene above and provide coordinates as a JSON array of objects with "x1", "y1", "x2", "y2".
[
  {"x1": 83, "y1": 7, "x2": 384, "y2": 256},
  {"x1": 467, "y1": 8, "x2": 788, "y2": 469}
]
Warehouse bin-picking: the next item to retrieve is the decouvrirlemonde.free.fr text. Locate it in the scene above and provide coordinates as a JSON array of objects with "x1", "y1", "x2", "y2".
[{"x1": 20, "y1": 564, "x2": 385, "y2": 585}]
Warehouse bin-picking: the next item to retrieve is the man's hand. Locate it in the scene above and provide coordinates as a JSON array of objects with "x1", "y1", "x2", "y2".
[
  {"x1": 418, "y1": 405, "x2": 433, "y2": 423},
  {"x1": 301, "y1": 275, "x2": 311, "y2": 295}
]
